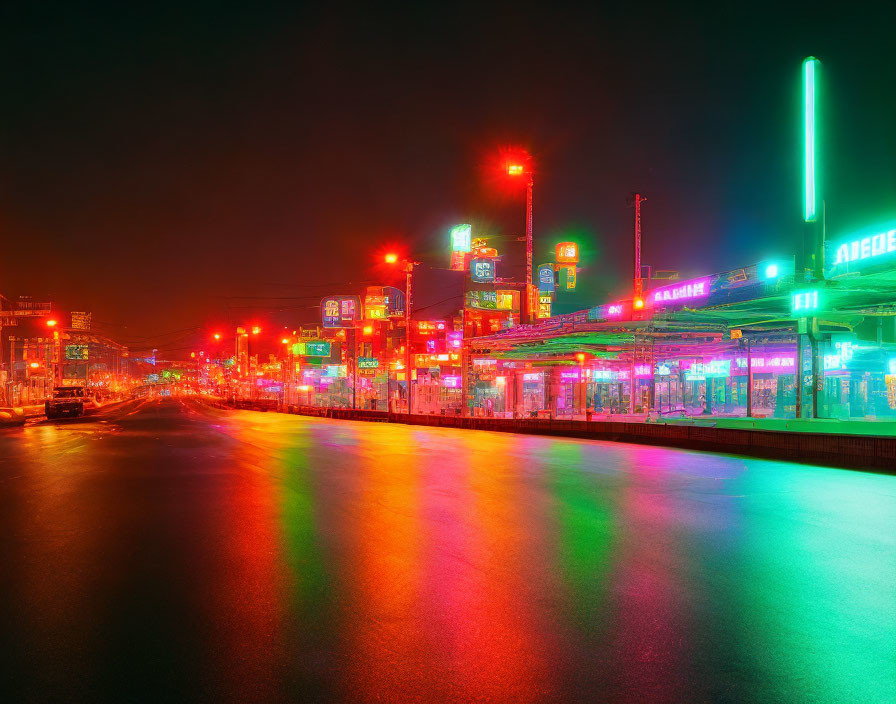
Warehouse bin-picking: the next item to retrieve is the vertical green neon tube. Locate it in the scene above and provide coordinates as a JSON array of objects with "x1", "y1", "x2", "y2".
[{"x1": 803, "y1": 57, "x2": 818, "y2": 223}]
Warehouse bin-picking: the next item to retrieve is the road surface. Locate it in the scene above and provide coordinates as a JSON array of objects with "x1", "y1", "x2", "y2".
[{"x1": 1, "y1": 398, "x2": 893, "y2": 703}]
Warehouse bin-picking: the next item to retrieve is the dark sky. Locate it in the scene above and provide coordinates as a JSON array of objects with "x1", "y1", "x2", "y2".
[{"x1": 2, "y1": 2, "x2": 895, "y2": 357}]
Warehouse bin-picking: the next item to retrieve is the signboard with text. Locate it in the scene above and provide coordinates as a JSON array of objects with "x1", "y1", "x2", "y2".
[
  {"x1": 537, "y1": 263, "x2": 555, "y2": 292},
  {"x1": 470, "y1": 258, "x2": 496, "y2": 283},
  {"x1": 321, "y1": 295, "x2": 361, "y2": 328}
]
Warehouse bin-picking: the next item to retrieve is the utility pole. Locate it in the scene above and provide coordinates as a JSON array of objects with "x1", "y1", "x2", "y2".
[
  {"x1": 631, "y1": 193, "x2": 646, "y2": 301},
  {"x1": 404, "y1": 261, "x2": 419, "y2": 415},
  {"x1": 526, "y1": 174, "x2": 534, "y2": 299}
]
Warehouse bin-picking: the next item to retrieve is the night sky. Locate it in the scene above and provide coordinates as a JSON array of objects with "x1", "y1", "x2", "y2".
[{"x1": 2, "y1": 2, "x2": 895, "y2": 358}]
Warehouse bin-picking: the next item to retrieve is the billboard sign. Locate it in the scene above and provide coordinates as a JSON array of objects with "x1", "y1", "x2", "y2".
[
  {"x1": 65, "y1": 344, "x2": 88, "y2": 360},
  {"x1": 555, "y1": 242, "x2": 579, "y2": 264},
  {"x1": 321, "y1": 295, "x2": 361, "y2": 328},
  {"x1": 292, "y1": 341, "x2": 332, "y2": 357},
  {"x1": 70, "y1": 312, "x2": 91, "y2": 330},
  {"x1": 364, "y1": 287, "x2": 387, "y2": 320},
  {"x1": 537, "y1": 263, "x2": 555, "y2": 291},
  {"x1": 450, "y1": 224, "x2": 472, "y2": 253},
  {"x1": 357, "y1": 357, "x2": 379, "y2": 369},
  {"x1": 470, "y1": 258, "x2": 496, "y2": 283},
  {"x1": 466, "y1": 290, "x2": 498, "y2": 310},
  {"x1": 383, "y1": 286, "x2": 405, "y2": 317}
]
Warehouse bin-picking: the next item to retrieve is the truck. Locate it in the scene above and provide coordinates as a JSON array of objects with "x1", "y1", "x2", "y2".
[{"x1": 45, "y1": 386, "x2": 86, "y2": 419}]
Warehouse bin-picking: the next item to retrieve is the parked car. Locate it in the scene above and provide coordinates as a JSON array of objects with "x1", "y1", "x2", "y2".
[{"x1": 45, "y1": 386, "x2": 86, "y2": 419}]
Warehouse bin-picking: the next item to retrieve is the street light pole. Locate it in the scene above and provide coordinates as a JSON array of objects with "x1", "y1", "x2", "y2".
[
  {"x1": 526, "y1": 174, "x2": 534, "y2": 294},
  {"x1": 405, "y1": 261, "x2": 416, "y2": 415}
]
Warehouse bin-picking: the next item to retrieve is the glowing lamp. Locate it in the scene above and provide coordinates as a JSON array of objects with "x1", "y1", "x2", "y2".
[
  {"x1": 507, "y1": 164, "x2": 524, "y2": 176},
  {"x1": 46, "y1": 319, "x2": 58, "y2": 328},
  {"x1": 384, "y1": 253, "x2": 399, "y2": 264},
  {"x1": 251, "y1": 326, "x2": 261, "y2": 335},
  {"x1": 213, "y1": 333, "x2": 221, "y2": 341},
  {"x1": 633, "y1": 298, "x2": 645, "y2": 310},
  {"x1": 765, "y1": 264, "x2": 779, "y2": 279},
  {"x1": 29, "y1": 361, "x2": 40, "y2": 369},
  {"x1": 363, "y1": 325, "x2": 373, "y2": 335},
  {"x1": 281, "y1": 338, "x2": 289, "y2": 345},
  {"x1": 575, "y1": 353, "x2": 586, "y2": 363}
]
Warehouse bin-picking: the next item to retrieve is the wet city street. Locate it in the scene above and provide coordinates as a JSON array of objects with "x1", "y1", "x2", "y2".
[{"x1": 1, "y1": 398, "x2": 894, "y2": 703}]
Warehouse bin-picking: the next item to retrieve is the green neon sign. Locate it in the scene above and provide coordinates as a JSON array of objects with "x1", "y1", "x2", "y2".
[
  {"x1": 803, "y1": 57, "x2": 819, "y2": 223},
  {"x1": 791, "y1": 289, "x2": 820, "y2": 315}
]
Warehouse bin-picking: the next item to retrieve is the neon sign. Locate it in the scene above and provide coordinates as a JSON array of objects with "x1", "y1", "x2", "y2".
[
  {"x1": 442, "y1": 375, "x2": 461, "y2": 388},
  {"x1": 467, "y1": 290, "x2": 498, "y2": 310},
  {"x1": 450, "y1": 224, "x2": 472, "y2": 253},
  {"x1": 555, "y1": 242, "x2": 579, "y2": 263},
  {"x1": 803, "y1": 57, "x2": 819, "y2": 222},
  {"x1": 735, "y1": 356, "x2": 795, "y2": 372},
  {"x1": 537, "y1": 263, "x2": 555, "y2": 291},
  {"x1": 791, "y1": 289, "x2": 820, "y2": 314},
  {"x1": 293, "y1": 341, "x2": 331, "y2": 357},
  {"x1": 321, "y1": 295, "x2": 360, "y2": 328},
  {"x1": 650, "y1": 277, "x2": 711, "y2": 307},
  {"x1": 684, "y1": 360, "x2": 730, "y2": 381},
  {"x1": 471, "y1": 258, "x2": 496, "y2": 283},
  {"x1": 828, "y1": 227, "x2": 896, "y2": 275}
]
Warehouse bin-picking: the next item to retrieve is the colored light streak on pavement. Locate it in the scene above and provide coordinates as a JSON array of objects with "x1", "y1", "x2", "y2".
[
  {"x1": 713, "y1": 459, "x2": 896, "y2": 702},
  {"x1": 538, "y1": 441, "x2": 616, "y2": 636},
  {"x1": 417, "y1": 431, "x2": 557, "y2": 701},
  {"x1": 343, "y1": 426, "x2": 428, "y2": 700},
  {"x1": 604, "y1": 445, "x2": 695, "y2": 701},
  {"x1": 201, "y1": 417, "x2": 289, "y2": 701}
]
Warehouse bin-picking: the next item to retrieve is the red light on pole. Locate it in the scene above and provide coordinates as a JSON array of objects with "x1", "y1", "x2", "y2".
[
  {"x1": 46, "y1": 319, "x2": 57, "y2": 328},
  {"x1": 507, "y1": 163, "x2": 525, "y2": 176},
  {"x1": 384, "y1": 253, "x2": 399, "y2": 264},
  {"x1": 633, "y1": 297, "x2": 645, "y2": 310},
  {"x1": 213, "y1": 333, "x2": 221, "y2": 341}
]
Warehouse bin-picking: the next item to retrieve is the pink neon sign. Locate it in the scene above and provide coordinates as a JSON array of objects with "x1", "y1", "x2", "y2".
[
  {"x1": 650, "y1": 277, "x2": 711, "y2": 307},
  {"x1": 735, "y1": 356, "x2": 796, "y2": 372}
]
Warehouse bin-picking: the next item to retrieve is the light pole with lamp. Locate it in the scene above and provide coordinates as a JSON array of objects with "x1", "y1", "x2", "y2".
[
  {"x1": 504, "y1": 153, "x2": 534, "y2": 319},
  {"x1": 385, "y1": 253, "x2": 420, "y2": 415}
]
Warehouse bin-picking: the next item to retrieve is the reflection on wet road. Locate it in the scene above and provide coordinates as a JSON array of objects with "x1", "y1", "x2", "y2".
[{"x1": 1, "y1": 398, "x2": 894, "y2": 702}]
